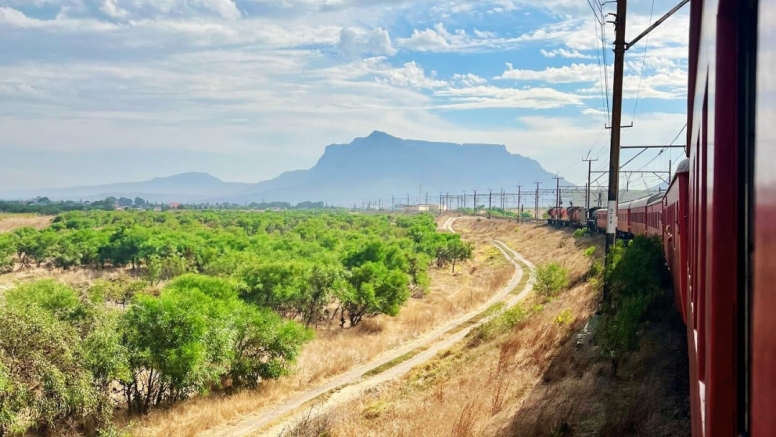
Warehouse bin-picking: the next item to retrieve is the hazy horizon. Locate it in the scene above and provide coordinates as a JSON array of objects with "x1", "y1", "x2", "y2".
[{"x1": 2, "y1": 0, "x2": 688, "y2": 191}]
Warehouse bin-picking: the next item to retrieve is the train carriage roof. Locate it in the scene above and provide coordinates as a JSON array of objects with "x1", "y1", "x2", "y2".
[
  {"x1": 647, "y1": 192, "x2": 665, "y2": 206},
  {"x1": 629, "y1": 196, "x2": 651, "y2": 208}
]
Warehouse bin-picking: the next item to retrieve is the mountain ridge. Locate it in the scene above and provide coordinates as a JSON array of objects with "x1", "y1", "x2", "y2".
[{"x1": 1, "y1": 131, "x2": 573, "y2": 205}]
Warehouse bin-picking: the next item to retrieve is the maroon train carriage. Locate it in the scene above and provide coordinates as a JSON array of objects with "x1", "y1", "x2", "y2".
[
  {"x1": 678, "y1": 0, "x2": 774, "y2": 434},
  {"x1": 546, "y1": 207, "x2": 568, "y2": 226},
  {"x1": 625, "y1": 196, "x2": 650, "y2": 237},
  {"x1": 645, "y1": 192, "x2": 665, "y2": 238},
  {"x1": 567, "y1": 206, "x2": 586, "y2": 228}
]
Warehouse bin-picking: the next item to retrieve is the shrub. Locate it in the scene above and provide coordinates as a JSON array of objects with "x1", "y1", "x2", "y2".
[
  {"x1": 554, "y1": 309, "x2": 573, "y2": 325},
  {"x1": 0, "y1": 305, "x2": 108, "y2": 435},
  {"x1": 597, "y1": 236, "x2": 670, "y2": 373},
  {"x1": 229, "y1": 305, "x2": 313, "y2": 387},
  {"x1": 573, "y1": 228, "x2": 586, "y2": 239},
  {"x1": 533, "y1": 262, "x2": 570, "y2": 298},
  {"x1": 5, "y1": 280, "x2": 90, "y2": 323},
  {"x1": 471, "y1": 305, "x2": 526, "y2": 344}
]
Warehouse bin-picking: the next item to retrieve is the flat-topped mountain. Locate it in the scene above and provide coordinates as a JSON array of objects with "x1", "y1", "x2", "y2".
[
  {"x1": 216, "y1": 131, "x2": 572, "y2": 205},
  {"x1": 1, "y1": 131, "x2": 572, "y2": 205}
]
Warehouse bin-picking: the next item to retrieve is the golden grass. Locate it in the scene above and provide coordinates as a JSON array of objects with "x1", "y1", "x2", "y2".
[
  {"x1": 0, "y1": 266, "x2": 139, "y2": 290},
  {"x1": 125, "y1": 231, "x2": 515, "y2": 437},
  {"x1": 0, "y1": 214, "x2": 52, "y2": 232},
  {"x1": 305, "y1": 219, "x2": 605, "y2": 437}
]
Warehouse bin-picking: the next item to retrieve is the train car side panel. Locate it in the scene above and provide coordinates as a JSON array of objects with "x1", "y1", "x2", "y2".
[{"x1": 751, "y1": 0, "x2": 776, "y2": 433}]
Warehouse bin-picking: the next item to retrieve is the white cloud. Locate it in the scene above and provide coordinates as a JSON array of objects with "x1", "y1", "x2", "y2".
[
  {"x1": 397, "y1": 24, "x2": 454, "y2": 52},
  {"x1": 452, "y1": 73, "x2": 488, "y2": 87},
  {"x1": 436, "y1": 85, "x2": 584, "y2": 110},
  {"x1": 540, "y1": 48, "x2": 594, "y2": 59},
  {"x1": 336, "y1": 27, "x2": 396, "y2": 57},
  {"x1": 496, "y1": 62, "x2": 601, "y2": 83},
  {"x1": 378, "y1": 61, "x2": 449, "y2": 89}
]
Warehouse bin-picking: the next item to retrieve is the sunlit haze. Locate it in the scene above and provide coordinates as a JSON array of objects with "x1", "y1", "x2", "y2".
[{"x1": 0, "y1": 0, "x2": 688, "y2": 191}]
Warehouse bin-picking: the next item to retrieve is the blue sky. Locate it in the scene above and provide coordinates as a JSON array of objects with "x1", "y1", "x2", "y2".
[{"x1": 0, "y1": 0, "x2": 689, "y2": 191}]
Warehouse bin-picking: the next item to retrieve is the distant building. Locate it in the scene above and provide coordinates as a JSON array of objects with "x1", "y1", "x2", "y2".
[
  {"x1": 168, "y1": 202, "x2": 182, "y2": 209},
  {"x1": 403, "y1": 204, "x2": 447, "y2": 212}
]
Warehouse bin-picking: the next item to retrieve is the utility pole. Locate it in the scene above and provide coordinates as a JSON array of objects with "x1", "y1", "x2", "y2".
[
  {"x1": 488, "y1": 189, "x2": 492, "y2": 218},
  {"x1": 583, "y1": 157, "x2": 598, "y2": 213},
  {"x1": 604, "y1": 0, "x2": 628, "y2": 299},
  {"x1": 516, "y1": 185, "x2": 522, "y2": 222},
  {"x1": 473, "y1": 190, "x2": 477, "y2": 214},
  {"x1": 534, "y1": 181, "x2": 540, "y2": 222},
  {"x1": 553, "y1": 175, "x2": 562, "y2": 228},
  {"x1": 391, "y1": 195, "x2": 394, "y2": 211}
]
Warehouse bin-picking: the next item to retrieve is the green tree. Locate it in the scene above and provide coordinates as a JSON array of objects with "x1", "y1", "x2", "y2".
[
  {"x1": 533, "y1": 262, "x2": 570, "y2": 298},
  {"x1": 122, "y1": 289, "x2": 228, "y2": 413},
  {"x1": 0, "y1": 305, "x2": 106, "y2": 435},
  {"x1": 299, "y1": 265, "x2": 342, "y2": 327},
  {"x1": 340, "y1": 262, "x2": 409, "y2": 326},
  {"x1": 229, "y1": 304, "x2": 313, "y2": 387},
  {"x1": 445, "y1": 238, "x2": 473, "y2": 273}
]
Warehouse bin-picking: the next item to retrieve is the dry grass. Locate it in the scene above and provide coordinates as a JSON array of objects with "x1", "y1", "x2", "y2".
[
  {"x1": 304, "y1": 218, "x2": 688, "y2": 437},
  {"x1": 300, "y1": 218, "x2": 605, "y2": 437},
  {"x1": 0, "y1": 214, "x2": 52, "y2": 232},
  {"x1": 125, "y1": 228, "x2": 514, "y2": 437},
  {"x1": 0, "y1": 266, "x2": 140, "y2": 291}
]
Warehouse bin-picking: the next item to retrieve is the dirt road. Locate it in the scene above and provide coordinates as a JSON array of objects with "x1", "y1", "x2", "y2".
[{"x1": 204, "y1": 218, "x2": 535, "y2": 437}]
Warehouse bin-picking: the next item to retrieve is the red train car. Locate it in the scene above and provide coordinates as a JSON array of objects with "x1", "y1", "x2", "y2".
[
  {"x1": 617, "y1": 200, "x2": 630, "y2": 237},
  {"x1": 645, "y1": 193, "x2": 664, "y2": 238},
  {"x1": 664, "y1": 159, "x2": 689, "y2": 323},
  {"x1": 595, "y1": 208, "x2": 607, "y2": 233},
  {"x1": 626, "y1": 196, "x2": 650, "y2": 237},
  {"x1": 546, "y1": 207, "x2": 567, "y2": 226},
  {"x1": 679, "y1": 1, "x2": 773, "y2": 435},
  {"x1": 567, "y1": 206, "x2": 585, "y2": 228}
]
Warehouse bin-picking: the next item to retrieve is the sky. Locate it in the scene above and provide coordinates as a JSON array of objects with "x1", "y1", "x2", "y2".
[{"x1": 0, "y1": 0, "x2": 689, "y2": 192}]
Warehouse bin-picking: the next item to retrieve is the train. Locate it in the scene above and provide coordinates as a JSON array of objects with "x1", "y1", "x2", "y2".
[
  {"x1": 546, "y1": 205, "x2": 595, "y2": 229},
  {"x1": 575, "y1": 2, "x2": 774, "y2": 435}
]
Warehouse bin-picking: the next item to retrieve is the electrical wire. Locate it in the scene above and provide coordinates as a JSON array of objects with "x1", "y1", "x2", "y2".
[
  {"x1": 636, "y1": 123, "x2": 687, "y2": 171},
  {"x1": 631, "y1": 0, "x2": 656, "y2": 124}
]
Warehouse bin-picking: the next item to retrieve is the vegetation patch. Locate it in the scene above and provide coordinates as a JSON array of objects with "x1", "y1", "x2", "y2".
[
  {"x1": 0, "y1": 210, "x2": 476, "y2": 436},
  {"x1": 362, "y1": 346, "x2": 428, "y2": 378},
  {"x1": 533, "y1": 262, "x2": 570, "y2": 298},
  {"x1": 597, "y1": 236, "x2": 670, "y2": 374}
]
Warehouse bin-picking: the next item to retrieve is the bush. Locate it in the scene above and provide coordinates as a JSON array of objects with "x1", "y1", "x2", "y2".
[
  {"x1": 573, "y1": 228, "x2": 586, "y2": 239},
  {"x1": 0, "y1": 305, "x2": 108, "y2": 435},
  {"x1": 597, "y1": 236, "x2": 670, "y2": 373},
  {"x1": 533, "y1": 262, "x2": 570, "y2": 298},
  {"x1": 471, "y1": 305, "x2": 526, "y2": 344},
  {"x1": 554, "y1": 309, "x2": 573, "y2": 325}
]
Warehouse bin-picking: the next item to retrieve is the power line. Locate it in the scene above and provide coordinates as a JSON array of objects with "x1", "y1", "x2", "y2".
[
  {"x1": 631, "y1": 0, "x2": 656, "y2": 123},
  {"x1": 599, "y1": 5, "x2": 612, "y2": 119},
  {"x1": 636, "y1": 123, "x2": 687, "y2": 171}
]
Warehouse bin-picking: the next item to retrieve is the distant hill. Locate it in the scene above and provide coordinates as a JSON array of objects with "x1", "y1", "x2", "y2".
[
  {"x1": 213, "y1": 131, "x2": 573, "y2": 205},
  {"x1": 0, "y1": 172, "x2": 255, "y2": 203},
  {"x1": 1, "y1": 131, "x2": 574, "y2": 205}
]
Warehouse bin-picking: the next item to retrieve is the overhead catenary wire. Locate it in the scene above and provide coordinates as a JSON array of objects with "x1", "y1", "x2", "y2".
[
  {"x1": 636, "y1": 123, "x2": 687, "y2": 171},
  {"x1": 631, "y1": 0, "x2": 657, "y2": 124}
]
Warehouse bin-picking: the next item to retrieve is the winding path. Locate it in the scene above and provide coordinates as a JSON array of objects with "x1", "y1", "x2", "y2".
[{"x1": 205, "y1": 217, "x2": 534, "y2": 437}]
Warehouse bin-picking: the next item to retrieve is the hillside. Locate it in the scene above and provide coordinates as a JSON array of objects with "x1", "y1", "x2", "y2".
[{"x1": 0, "y1": 132, "x2": 571, "y2": 206}]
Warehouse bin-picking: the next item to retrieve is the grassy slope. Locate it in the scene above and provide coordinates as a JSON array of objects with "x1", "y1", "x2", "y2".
[{"x1": 303, "y1": 218, "x2": 690, "y2": 437}]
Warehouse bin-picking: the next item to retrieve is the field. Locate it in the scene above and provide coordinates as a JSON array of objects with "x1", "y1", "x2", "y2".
[
  {"x1": 282, "y1": 218, "x2": 691, "y2": 437},
  {"x1": 0, "y1": 213, "x2": 53, "y2": 233},
  {"x1": 0, "y1": 210, "x2": 485, "y2": 437},
  {"x1": 0, "y1": 212, "x2": 689, "y2": 437}
]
